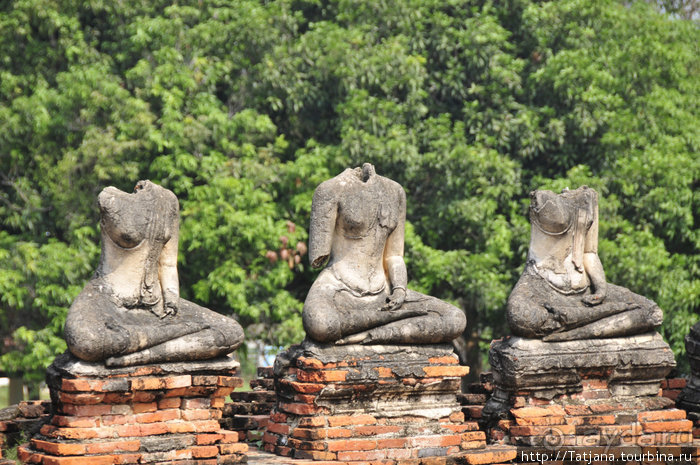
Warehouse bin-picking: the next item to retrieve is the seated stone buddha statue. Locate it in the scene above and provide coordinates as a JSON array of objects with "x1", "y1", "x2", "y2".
[
  {"x1": 64, "y1": 180, "x2": 244, "y2": 366},
  {"x1": 302, "y1": 163, "x2": 466, "y2": 345},
  {"x1": 507, "y1": 186, "x2": 663, "y2": 341}
]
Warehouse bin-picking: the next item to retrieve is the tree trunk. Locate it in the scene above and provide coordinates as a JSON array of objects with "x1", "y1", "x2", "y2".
[
  {"x1": 8, "y1": 376, "x2": 24, "y2": 405},
  {"x1": 27, "y1": 382, "x2": 40, "y2": 400},
  {"x1": 454, "y1": 304, "x2": 482, "y2": 390}
]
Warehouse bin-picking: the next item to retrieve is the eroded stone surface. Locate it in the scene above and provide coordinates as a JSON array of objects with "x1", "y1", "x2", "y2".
[
  {"x1": 284, "y1": 339, "x2": 459, "y2": 364},
  {"x1": 508, "y1": 186, "x2": 663, "y2": 341},
  {"x1": 489, "y1": 332, "x2": 675, "y2": 397},
  {"x1": 64, "y1": 180, "x2": 243, "y2": 366},
  {"x1": 303, "y1": 163, "x2": 465, "y2": 345},
  {"x1": 486, "y1": 186, "x2": 682, "y2": 440},
  {"x1": 48, "y1": 351, "x2": 240, "y2": 379}
]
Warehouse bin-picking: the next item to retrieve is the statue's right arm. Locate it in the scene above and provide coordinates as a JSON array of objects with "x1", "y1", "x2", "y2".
[
  {"x1": 159, "y1": 223, "x2": 180, "y2": 316},
  {"x1": 582, "y1": 189, "x2": 607, "y2": 305},
  {"x1": 156, "y1": 194, "x2": 181, "y2": 317},
  {"x1": 308, "y1": 181, "x2": 338, "y2": 268},
  {"x1": 382, "y1": 185, "x2": 407, "y2": 311}
]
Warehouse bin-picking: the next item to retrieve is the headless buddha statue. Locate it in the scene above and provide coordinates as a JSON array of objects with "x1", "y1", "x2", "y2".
[
  {"x1": 64, "y1": 180, "x2": 244, "y2": 366},
  {"x1": 302, "y1": 163, "x2": 466, "y2": 345},
  {"x1": 507, "y1": 186, "x2": 663, "y2": 341}
]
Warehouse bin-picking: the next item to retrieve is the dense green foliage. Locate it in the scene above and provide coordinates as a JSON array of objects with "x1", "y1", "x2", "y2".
[{"x1": 0, "y1": 0, "x2": 697, "y2": 384}]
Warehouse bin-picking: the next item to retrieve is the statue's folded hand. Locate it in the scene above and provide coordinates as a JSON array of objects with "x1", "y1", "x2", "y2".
[
  {"x1": 163, "y1": 290, "x2": 179, "y2": 317},
  {"x1": 582, "y1": 293, "x2": 605, "y2": 306},
  {"x1": 382, "y1": 288, "x2": 407, "y2": 311},
  {"x1": 149, "y1": 305, "x2": 168, "y2": 318},
  {"x1": 162, "y1": 304, "x2": 176, "y2": 317}
]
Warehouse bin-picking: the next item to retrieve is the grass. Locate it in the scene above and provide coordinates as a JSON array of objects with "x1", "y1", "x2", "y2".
[
  {"x1": 4, "y1": 442, "x2": 21, "y2": 464},
  {"x1": 0, "y1": 383, "x2": 8, "y2": 409},
  {"x1": 2, "y1": 431, "x2": 27, "y2": 464}
]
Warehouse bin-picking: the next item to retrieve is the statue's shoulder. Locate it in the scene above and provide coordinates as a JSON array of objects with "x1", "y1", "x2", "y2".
[
  {"x1": 313, "y1": 175, "x2": 343, "y2": 204},
  {"x1": 376, "y1": 175, "x2": 405, "y2": 202},
  {"x1": 314, "y1": 168, "x2": 404, "y2": 201},
  {"x1": 383, "y1": 175, "x2": 403, "y2": 190},
  {"x1": 317, "y1": 168, "x2": 354, "y2": 188}
]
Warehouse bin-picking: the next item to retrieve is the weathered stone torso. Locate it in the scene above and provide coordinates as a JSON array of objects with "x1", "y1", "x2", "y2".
[
  {"x1": 325, "y1": 168, "x2": 401, "y2": 295},
  {"x1": 507, "y1": 186, "x2": 662, "y2": 341},
  {"x1": 302, "y1": 164, "x2": 466, "y2": 345},
  {"x1": 64, "y1": 180, "x2": 243, "y2": 366}
]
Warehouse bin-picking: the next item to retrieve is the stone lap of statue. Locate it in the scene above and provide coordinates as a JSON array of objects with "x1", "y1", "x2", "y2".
[
  {"x1": 64, "y1": 180, "x2": 244, "y2": 367},
  {"x1": 507, "y1": 186, "x2": 663, "y2": 341},
  {"x1": 302, "y1": 163, "x2": 466, "y2": 345}
]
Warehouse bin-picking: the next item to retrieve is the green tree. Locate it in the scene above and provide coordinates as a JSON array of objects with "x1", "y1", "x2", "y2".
[
  {"x1": 0, "y1": 0, "x2": 306, "y2": 389},
  {"x1": 251, "y1": 0, "x2": 698, "y2": 373},
  {"x1": 0, "y1": 0, "x2": 697, "y2": 395}
]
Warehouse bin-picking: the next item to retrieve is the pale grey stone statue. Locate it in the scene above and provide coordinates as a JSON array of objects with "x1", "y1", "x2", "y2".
[
  {"x1": 64, "y1": 180, "x2": 244, "y2": 366},
  {"x1": 507, "y1": 186, "x2": 663, "y2": 341},
  {"x1": 302, "y1": 163, "x2": 466, "y2": 345}
]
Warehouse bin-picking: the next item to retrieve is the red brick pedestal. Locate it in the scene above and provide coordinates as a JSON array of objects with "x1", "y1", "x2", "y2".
[
  {"x1": 17, "y1": 353, "x2": 247, "y2": 465},
  {"x1": 264, "y1": 341, "x2": 483, "y2": 463},
  {"x1": 486, "y1": 333, "x2": 695, "y2": 463},
  {"x1": 222, "y1": 366, "x2": 275, "y2": 443},
  {"x1": 0, "y1": 400, "x2": 52, "y2": 461},
  {"x1": 490, "y1": 382, "x2": 693, "y2": 449}
]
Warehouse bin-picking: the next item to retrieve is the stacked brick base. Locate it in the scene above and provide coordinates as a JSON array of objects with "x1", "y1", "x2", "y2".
[
  {"x1": 222, "y1": 366, "x2": 275, "y2": 443},
  {"x1": 485, "y1": 379, "x2": 698, "y2": 464},
  {"x1": 661, "y1": 378, "x2": 688, "y2": 403},
  {"x1": 264, "y1": 341, "x2": 484, "y2": 463},
  {"x1": 679, "y1": 322, "x2": 700, "y2": 444},
  {"x1": 246, "y1": 444, "x2": 519, "y2": 465},
  {"x1": 490, "y1": 384, "x2": 693, "y2": 448},
  {"x1": 484, "y1": 333, "x2": 698, "y2": 464},
  {"x1": 0, "y1": 401, "x2": 52, "y2": 460},
  {"x1": 458, "y1": 373, "x2": 494, "y2": 431},
  {"x1": 17, "y1": 353, "x2": 247, "y2": 464},
  {"x1": 666, "y1": 378, "x2": 700, "y2": 440},
  {"x1": 0, "y1": 442, "x2": 7, "y2": 465}
]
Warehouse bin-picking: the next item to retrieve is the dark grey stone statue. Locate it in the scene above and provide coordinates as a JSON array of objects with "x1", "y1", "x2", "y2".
[
  {"x1": 302, "y1": 164, "x2": 466, "y2": 345},
  {"x1": 507, "y1": 186, "x2": 663, "y2": 341},
  {"x1": 64, "y1": 180, "x2": 244, "y2": 367},
  {"x1": 678, "y1": 322, "x2": 700, "y2": 413}
]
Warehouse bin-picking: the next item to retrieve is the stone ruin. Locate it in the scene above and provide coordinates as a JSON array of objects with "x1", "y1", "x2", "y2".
[
  {"x1": 261, "y1": 165, "x2": 480, "y2": 462},
  {"x1": 484, "y1": 186, "x2": 695, "y2": 459},
  {"x1": 2, "y1": 177, "x2": 698, "y2": 465},
  {"x1": 16, "y1": 181, "x2": 248, "y2": 465},
  {"x1": 64, "y1": 180, "x2": 244, "y2": 367},
  {"x1": 264, "y1": 342, "x2": 476, "y2": 462},
  {"x1": 302, "y1": 163, "x2": 466, "y2": 346}
]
